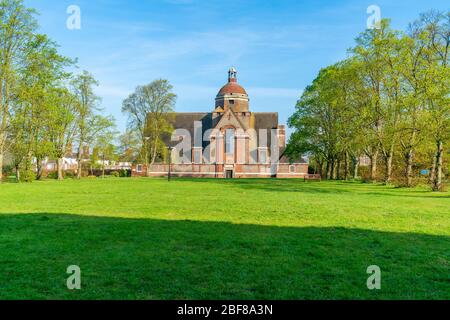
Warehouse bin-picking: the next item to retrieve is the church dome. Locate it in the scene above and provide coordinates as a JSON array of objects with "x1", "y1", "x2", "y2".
[
  {"x1": 217, "y1": 67, "x2": 248, "y2": 97},
  {"x1": 218, "y1": 82, "x2": 247, "y2": 96},
  {"x1": 215, "y1": 67, "x2": 249, "y2": 112}
]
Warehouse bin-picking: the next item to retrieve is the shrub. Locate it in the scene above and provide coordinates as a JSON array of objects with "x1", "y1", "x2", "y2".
[
  {"x1": 3, "y1": 165, "x2": 15, "y2": 176},
  {"x1": 119, "y1": 169, "x2": 130, "y2": 177},
  {"x1": 46, "y1": 171, "x2": 58, "y2": 180},
  {"x1": 64, "y1": 171, "x2": 75, "y2": 179},
  {"x1": 20, "y1": 168, "x2": 35, "y2": 182},
  {"x1": 110, "y1": 171, "x2": 120, "y2": 177}
]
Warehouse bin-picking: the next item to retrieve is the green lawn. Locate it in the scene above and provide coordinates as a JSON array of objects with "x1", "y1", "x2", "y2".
[{"x1": 0, "y1": 178, "x2": 448, "y2": 300}]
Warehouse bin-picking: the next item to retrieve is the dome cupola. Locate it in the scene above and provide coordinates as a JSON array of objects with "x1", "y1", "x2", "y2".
[{"x1": 215, "y1": 67, "x2": 249, "y2": 112}]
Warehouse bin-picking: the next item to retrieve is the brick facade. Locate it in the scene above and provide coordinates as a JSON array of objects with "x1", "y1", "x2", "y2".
[{"x1": 132, "y1": 68, "x2": 308, "y2": 179}]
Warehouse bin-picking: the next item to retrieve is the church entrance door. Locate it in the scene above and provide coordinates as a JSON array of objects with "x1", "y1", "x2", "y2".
[{"x1": 226, "y1": 170, "x2": 234, "y2": 179}]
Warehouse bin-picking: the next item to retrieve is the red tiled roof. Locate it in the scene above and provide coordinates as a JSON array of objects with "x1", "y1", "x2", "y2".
[{"x1": 218, "y1": 82, "x2": 247, "y2": 95}]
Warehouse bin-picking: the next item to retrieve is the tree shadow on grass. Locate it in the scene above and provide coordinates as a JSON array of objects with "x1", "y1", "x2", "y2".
[
  {"x1": 362, "y1": 192, "x2": 450, "y2": 199},
  {"x1": 181, "y1": 178, "x2": 355, "y2": 194},
  {"x1": 181, "y1": 178, "x2": 449, "y2": 198},
  {"x1": 0, "y1": 213, "x2": 448, "y2": 300}
]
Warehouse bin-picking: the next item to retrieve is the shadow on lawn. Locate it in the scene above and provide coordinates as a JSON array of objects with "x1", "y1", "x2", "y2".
[
  {"x1": 182, "y1": 178, "x2": 449, "y2": 198},
  {"x1": 0, "y1": 213, "x2": 448, "y2": 300},
  {"x1": 183, "y1": 178, "x2": 355, "y2": 194}
]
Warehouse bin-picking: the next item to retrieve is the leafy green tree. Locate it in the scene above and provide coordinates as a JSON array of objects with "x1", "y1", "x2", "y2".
[
  {"x1": 122, "y1": 79, "x2": 176, "y2": 173},
  {"x1": 288, "y1": 62, "x2": 359, "y2": 180},
  {"x1": 71, "y1": 71, "x2": 100, "y2": 178},
  {"x1": 0, "y1": 0, "x2": 37, "y2": 182},
  {"x1": 13, "y1": 34, "x2": 72, "y2": 181},
  {"x1": 94, "y1": 130, "x2": 118, "y2": 178},
  {"x1": 352, "y1": 20, "x2": 405, "y2": 183},
  {"x1": 71, "y1": 71, "x2": 115, "y2": 178},
  {"x1": 288, "y1": 11, "x2": 448, "y2": 190},
  {"x1": 46, "y1": 88, "x2": 77, "y2": 180},
  {"x1": 118, "y1": 129, "x2": 140, "y2": 163},
  {"x1": 413, "y1": 12, "x2": 450, "y2": 191}
]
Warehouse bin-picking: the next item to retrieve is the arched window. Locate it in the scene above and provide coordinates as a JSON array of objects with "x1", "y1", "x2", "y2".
[{"x1": 225, "y1": 129, "x2": 235, "y2": 154}]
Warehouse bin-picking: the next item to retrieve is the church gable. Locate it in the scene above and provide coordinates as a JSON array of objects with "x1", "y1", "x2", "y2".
[{"x1": 214, "y1": 109, "x2": 247, "y2": 131}]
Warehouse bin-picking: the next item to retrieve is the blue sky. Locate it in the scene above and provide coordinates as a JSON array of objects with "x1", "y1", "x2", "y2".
[{"x1": 25, "y1": 0, "x2": 449, "y2": 134}]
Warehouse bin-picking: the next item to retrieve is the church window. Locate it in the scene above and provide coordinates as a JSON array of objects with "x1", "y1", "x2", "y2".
[
  {"x1": 229, "y1": 100, "x2": 235, "y2": 105},
  {"x1": 225, "y1": 129, "x2": 235, "y2": 154},
  {"x1": 136, "y1": 165, "x2": 143, "y2": 173},
  {"x1": 259, "y1": 148, "x2": 268, "y2": 164}
]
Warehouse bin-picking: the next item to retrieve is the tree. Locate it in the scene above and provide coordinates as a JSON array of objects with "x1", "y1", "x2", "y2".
[
  {"x1": 46, "y1": 88, "x2": 77, "y2": 180},
  {"x1": 71, "y1": 71, "x2": 115, "y2": 178},
  {"x1": 414, "y1": 12, "x2": 450, "y2": 191},
  {"x1": 352, "y1": 20, "x2": 405, "y2": 183},
  {"x1": 397, "y1": 29, "x2": 430, "y2": 187},
  {"x1": 0, "y1": 0, "x2": 37, "y2": 182},
  {"x1": 288, "y1": 11, "x2": 449, "y2": 190},
  {"x1": 288, "y1": 62, "x2": 360, "y2": 180},
  {"x1": 122, "y1": 79, "x2": 176, "y2": 173},
  {"x1": 8, "y1": 108, "x2": 28, "y2": 181},
  {"x1": 12, "y1": 33, "x2": 72, "y2": 181},
  {"x1": 71, "y1": 71, "x2": 99, "y2": 179},
  {"x1": 118, "y1": 129, "x2": 140, "y2": 163},
  {"x1": 94, "y1": 130, "x2": 118, "y2": 178}
]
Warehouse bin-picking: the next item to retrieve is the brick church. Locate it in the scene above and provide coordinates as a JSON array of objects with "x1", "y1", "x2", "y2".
[{"x1": 132, "y1": 68, "x2": 308, "y2": 178}]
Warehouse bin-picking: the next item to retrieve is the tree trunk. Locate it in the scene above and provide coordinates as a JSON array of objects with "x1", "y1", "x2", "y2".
[
  {"x1": 370, "y1": 150, "x2": 378, "y2": 181},
  {"x1": 344, "y1": 151, "x2": 349, "y2": 180},
  {"x1": 151, "y1": 148, "x2": 157, "y2": 165},
  {"x1": 330, "y1": 158, "x2": 336, "y2": 180},
  {"x1": 404, "y1": 131, "x2": 417, "y2": 187},
  {"x1": 102, "y1": 155, "x2": 105, "y2": 178},
  {"x1": 76, "y1": 144, "x2": 83, "y2": 179},
  {"x1": 24, "y1": 155, "x2": 32, "y2": 182},
  {"x1": 325, "y1": 160, "x2": 331, "y2": 180},
  {"x1": 15, "y1": 165, "x2": 20, "y2": 183},
  {"x1": 384, "y1": 150, "x2": 393, "y2": 184},
  {"x1": 0, "y1": 81, "x2": 5, "y2": 183},
  {"x1": 36, "y1": 158, "x2": 43, "y2": 181},
  {"x1": 143, "y1": 139, "x2": 150, "y2": 177},
  {"x1": 405, "y1": 148, "x2": 414, "y2": 187},
  {"x1": 317, "y1": 159, "x2": 324, "y2": 178},
  {"x1": 433, "y1": 140, "x2": 444, "y2": 192},
  {"x1": 57, "y1": 158, "x2": 64, "y2": 181},
  {"x1": 353, "y1": 158, "x2": 359, "y2": 180},
  {"x1": 336, "y1": 158, "x2": 341, "y2": 180},
  {"x1": 429, "y1": 152, "x2": 437, "y2": 185},
  {"x1": 0, "y1": 151, "x2": 3, "y2": 183}
]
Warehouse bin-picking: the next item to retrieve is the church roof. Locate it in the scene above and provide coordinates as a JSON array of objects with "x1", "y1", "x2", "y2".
[
  {"x1": 163, "y1": 112, "x2": 279, "y2": 149},
  {"x1": 253, "y1": 112, "x2": 278, "y2": 130},
  {"x1": 217, "y1": 82, "x2": 247, "y2": 96},
  {"x1": 279, "y1": 149, "x2": 308, "y2": 164}
]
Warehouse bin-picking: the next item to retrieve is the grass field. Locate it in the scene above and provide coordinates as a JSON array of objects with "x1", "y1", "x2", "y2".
[{"x1": 0, "y1": 178, "x2": 448, "y2": 300}]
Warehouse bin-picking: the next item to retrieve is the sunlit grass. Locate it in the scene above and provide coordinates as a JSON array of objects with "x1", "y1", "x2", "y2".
[{"x1": 0, "y1": 178, "x2": 448, "y2": 299}]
